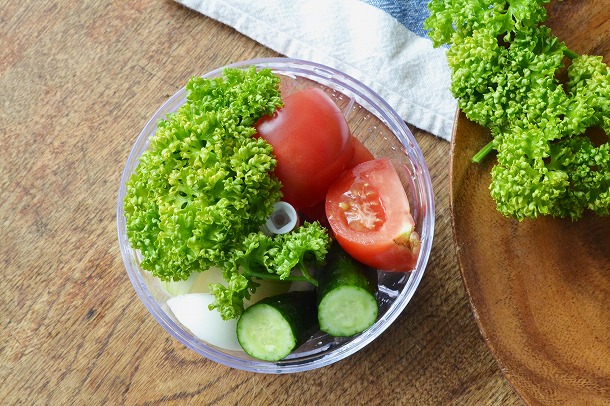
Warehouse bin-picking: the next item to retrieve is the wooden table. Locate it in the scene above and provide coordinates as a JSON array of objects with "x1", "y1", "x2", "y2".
[{"x1": 1, "y1": 1, "x2": 522, "y2": 404}]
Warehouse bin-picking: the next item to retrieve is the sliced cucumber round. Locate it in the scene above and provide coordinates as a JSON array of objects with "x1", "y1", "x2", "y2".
[
  {"x1": 318, "y1": 285, "x2": 378, "y2": 337},
  {"x1": 317, "y1": 243, "x2": 379, "y2": 337},
  {"x1": 236, "y1": 291, "x2": 317, "y2": 361}
]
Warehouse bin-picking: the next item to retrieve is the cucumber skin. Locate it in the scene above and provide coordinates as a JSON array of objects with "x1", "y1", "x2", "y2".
[
  {"x1": 249, "y1": 291, "x2": 318, "y2": 349},
  {"x1": 317, "y1": 245, "x2": 378, "y2": 304}
]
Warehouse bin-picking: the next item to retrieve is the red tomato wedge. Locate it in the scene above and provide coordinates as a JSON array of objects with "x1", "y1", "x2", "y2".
[
  {"x1": 325, "y1": 158, "x2": 421, "y2": 272},
  {"x1": 348, "y1": 136, "x2": 375, "y2": 168},
  {"x1": 255, "y1": 88, "x2": 354, "y2": 209},
  {"x1": 300, "y1": 136, "x2": 375, "y2": 226}
]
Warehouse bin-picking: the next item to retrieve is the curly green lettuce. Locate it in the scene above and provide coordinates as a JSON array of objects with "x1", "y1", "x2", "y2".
[
  {"x1": 124, "y1": 67, "x2": 331, "y2": 319},
  {"x1": 209, "y1": 221, "x2": 332, "y2": 320},
  {"x1": 426, "y1": 0, "x2": 610, "y2": 220}
]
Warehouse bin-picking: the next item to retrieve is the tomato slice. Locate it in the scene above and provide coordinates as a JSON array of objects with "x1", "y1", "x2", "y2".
[
  {"x1": 325, "y1": 158, "x2": 421, "y2": 272},
  {"x1": 348, "y1": 136, "x2": 375, "y2": 169},
  {"x1": 255, "y1": 88, "x2": 354, "y2": 209}
]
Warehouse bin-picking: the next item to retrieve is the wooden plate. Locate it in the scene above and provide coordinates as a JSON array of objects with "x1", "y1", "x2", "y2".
[{"x1": 449, "y1": 2, "x2": 610, "y2": 405}]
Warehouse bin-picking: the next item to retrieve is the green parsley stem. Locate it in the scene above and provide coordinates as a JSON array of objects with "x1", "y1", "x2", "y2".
[{"x1": 471, "y1": 140, "x2": 495, "y2": 163}]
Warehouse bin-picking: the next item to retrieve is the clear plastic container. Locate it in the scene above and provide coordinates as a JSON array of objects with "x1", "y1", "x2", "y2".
[{"x1": 117, "y1": 58, "x2": 435, "y2": 373}]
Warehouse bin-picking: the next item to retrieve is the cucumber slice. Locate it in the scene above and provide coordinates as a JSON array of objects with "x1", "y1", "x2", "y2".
[
  {"x1": 318, "y1": 286, "x2": 378, "y2": 337},
  {"x1": 236, "y1": 291, "x2": 317, "y2": 361},
  {"x1": 317, "y1": 244, "x2": 378, "y2": 337}
]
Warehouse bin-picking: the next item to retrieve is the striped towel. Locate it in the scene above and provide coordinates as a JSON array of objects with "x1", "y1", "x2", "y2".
[{"x1": 175, "y1": 0, "x2": 457, "y2": 141}]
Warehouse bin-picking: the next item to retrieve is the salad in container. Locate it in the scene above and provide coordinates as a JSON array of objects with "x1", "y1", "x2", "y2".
[{"x1": 117, "y1": 58, "x2": 434, "y2": 373}]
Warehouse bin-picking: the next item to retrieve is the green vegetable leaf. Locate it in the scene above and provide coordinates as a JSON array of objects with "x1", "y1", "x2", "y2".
[
  {"x1": 209, "y1": 222, "x2": 332, "y2": 319},
  {"x1": 124, "y1": 66, "x2": 283, "y2": 281},
  {"x1": 426, "y1": 0, "x2": 610, "y2": 220}
]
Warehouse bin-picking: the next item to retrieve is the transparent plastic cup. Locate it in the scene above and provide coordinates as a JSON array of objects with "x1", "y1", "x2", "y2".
[{"x1": 117, "y1": 58, "x2": 435, "y2": 373}]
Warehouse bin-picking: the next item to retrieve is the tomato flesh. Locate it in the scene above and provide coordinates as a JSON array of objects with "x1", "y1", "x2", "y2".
[
  {"x1": 338, "y1": 180, "x2": 386, "y2": 232},
  {"x1": 325, "y1": 158, "x2": 420, "y2": 272},
  {"x1": 255, "y1": 88, "x2": 353, "y2": 209}
]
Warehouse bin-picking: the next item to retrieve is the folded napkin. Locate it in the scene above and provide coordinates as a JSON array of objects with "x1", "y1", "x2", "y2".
[{"x1": 176, "y1": 0, "x2": 457, "y2": 141}]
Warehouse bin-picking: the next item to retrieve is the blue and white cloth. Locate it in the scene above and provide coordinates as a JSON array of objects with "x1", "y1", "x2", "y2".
[{"x1": 175, "y1": 0, "x2": 457, "y2": 141}]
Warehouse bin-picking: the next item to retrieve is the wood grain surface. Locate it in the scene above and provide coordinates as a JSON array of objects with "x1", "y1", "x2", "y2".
[
  {"x1": 0, "y1": 1, "x2": 522, "y2": 405},
  {"x1": 451, "y1": 114, "x2": 610, "y2": 406}
]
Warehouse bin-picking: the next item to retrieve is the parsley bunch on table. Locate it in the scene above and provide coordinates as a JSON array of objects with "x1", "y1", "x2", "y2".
[{"x1": 425, "y1": 0, "x2": 609, "y2": 220}]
